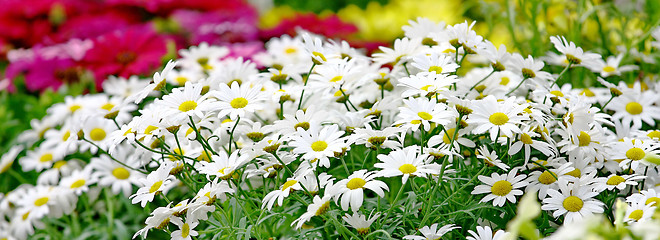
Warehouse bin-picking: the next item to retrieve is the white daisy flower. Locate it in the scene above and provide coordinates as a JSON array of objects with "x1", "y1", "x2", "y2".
[
  {"x1": 624, "y1": 199, "x2": 656, "y2": 223},
  {"x1": 525, "y1": 162, "x2": 575, "y2": 198},
  {"x1": 507, "y1": 54, "x2": 552, "y2": 88},
  {"x1": 126, "y1": 60, "x2": 178, "y2": 104},
  {"x1": 398, "y1": 72, "x2": 459, "y2": 98},
  {"x1": 606, "y1": 90, "x2": 660, "y2": 130},
  {"x1": 467, "y1": 225, "x2": 510, "y2": 240},
  {"x1": 584, "y1": 53, "x2": 638, "y2": 78},
  {"x1": 403, "y1": 223, "x2": 459, "y2": 240},
  {"x1": 157, "y1": 82, "x2": 215, "y2": 123},
  {"x1": 59, "y1": 168, "x2": 96, "y2": 195},
  {"x1": 89, "y1": 152, "x2": 145, "y2": 197},
  {"x1": 549, "y1": 35, "x2": 601, "y2": 66},
  {"x1": 261, "y1": 177, "x2": 302, "y2": 210},
  {"x1": 196, "y1": 150, "x2": 251, "y2": 180},
  {"x1": 0, "y1": 145, "x2": 23, "y2": 174},
  {"x1": 395, "y1": 97, "x2": 453, "y2": 132},
  {"x1": 507, "y1": 126, "x2": 557, "y2": 165},
  {"x1": 467, "y1": 95, "x2": 528, "y2": 141},
  {"x1": 342, "y1": 212, "x2": 380, "y2": 235},
  {"x1": 374, "y1": 146, "x2": 439, "y2": 184},
  {"x1": 610, "y1": 138, "x2": 660, "y2": 171},
  {"x1": 471, "y1": 168, "x2": 528, "y2": 207},
  {"x1": 130, "y1": 163, "x2": 175, "y2": 207},
  {"x1": 210, "y1": 81, "x2": 265, "y2": 120},
  {"x1": 178, "y1": 42, "x2": 228, "y2": 72},
  {"x1": 291, "y1": 195, "x2": 332, "y2": 229},
  {"x1": 541, "y1": 180, "x2": 604, "y2": 224},
  {"x1": 289, "y1": 124, "x2": 346, "y2": 168},
  {"x1": 593, "y1": 173, "x2": 645, "y2": 192},
  {"x1": 170, "y1": 211, "x2": 200, "y2": 240},
  {"x1": 373, "y1": 37, "x2": 423, "y2": 66},
  {"x1": 476, "y1": 145, "x2": 509, "y2": 171},
  {"x1": 333, "y1": 170, "x2": 389, "y2": 212}
]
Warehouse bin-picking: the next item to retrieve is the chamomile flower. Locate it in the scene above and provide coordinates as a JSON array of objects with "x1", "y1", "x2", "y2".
[
  {"x1": 468, "y1": 95, "x2": 528, "y2": 141},
  {"x1": 585, "y1": 53, "x2": 638, "y2": 78},
  {"x1": 333, "y1": 170, "x2": 389, "y2": 212},
  {"x1": 210, "y1": 81, "x2": 265, "y2": 120},
  {"x1": 398, "y1": 72, "x2": 459, "y2": 98},
  {"x1": 467, "y1": 226, "x2": 510, "y2": 240},
  {"x1": 471, "y1": 168, "x2": 528, "y2": 207},
  {"x1": 81, "y1": 117, "x2": 117, "y2": 153},
  {"x1": 508, "y1": 126, "x2": 557, "y2": 164},
  {"x1": 611, "y1": 138, "x2": 660, "y2": 171},
  {"x1": 541, "y1": 180, "x2": 604, "y2": 224},
  {"x1": 343, "y1": 212, "x2": 380, "y2": 235},
  {"x1": 351, "y1": 125, "x2": 402, "y2": 150},
  {"x1": 0, "y1": 145, "x2": 22, "y2": 174},
  {"x1": 130, "y1": 164, "x2": 175, "y2": 207},
  {"x1": 90, "y1": 153, "x2": 145, "y2": 197},
  {"x1": 507, "y1": 54, "x2": 552, "y2": 88},
  {"x1": 291, "y1": 195, "x2": 332, "y2": 229},
  {"x1": 374, "y1": 146, "x2": 439, "y2": 184},
  {"x1": 196, "y1": 150, "x2": 251, "y2": 180},
  {"x1": 410, "y1": 53, "x2": 458, "y2": 74},
  {"x1": 594, "y1": 173, "x2": 645, "y2": 191},
  {"x1": 157, "y1": 82, "x2": 215, "y2": 123},
  {"x1": 178, "y1": 42, "x2": 228, "y2": 71},
  {"x1": 606, "y1": 90, "x2": 660, "y2": 130},
  {"x1": 550, "y1": 36, "x2": 601, "y2": 66},
  {"x1": 624, "y1": 200, "x2": 656, "y2": 223},
  {"x1": 403, "y1": 223, "x2": 459, "y2": 240},
  {"x1": 126, "y1": 60, "x2": 178, "y2": 104},
  {"x1": 20, "y1": 147, "x2": 63, "y2": 172},
  {"x1": 170, "y1": 212, "x2": 199, "y2": 240},
  {"x1": 525, "y1": 162, "x2": 575, "y2": 198},
  {"x1": 476, "y1": 146, "x2": 509, "y2": 171},
  {"x1": 262, "y1": 177, "x2": 303, "y2": 210},
  {"x1": 289, "y1": 124, "x2": 346, "y2": 168},
  {"x1": 395, "y1": 97, "x2": 453, "y2": 131},
  {"x1": 373, "y1": 37, "x2": 423, "y2": 66}
]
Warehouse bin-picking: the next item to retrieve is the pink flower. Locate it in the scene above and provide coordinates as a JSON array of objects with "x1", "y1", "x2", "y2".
[
  {"x1": 6, "y1": 56, "x2": 80, "y2": 92},
  {"x1": 82, "y1": 25, "x2": 168, "y2": 89}
]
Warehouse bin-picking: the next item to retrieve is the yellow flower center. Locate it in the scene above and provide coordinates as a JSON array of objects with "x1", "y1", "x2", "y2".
[
  {"x1": 181, "y1": 223, "x2": 190, "y2": 238},
  {"x1": 490, "y1": 180, "x2": 513, "y2": 196},
  {"x1": 101, "y1": 103, "x2": 114, "y2": 111},
  {"x1": 628, "y1": 209, "x2": 643, "y2": 221},
  {"x1": 294, "y1": 122, "x2": 310, "y2": 131},
  {"x1": 367, "y1": 136, "x2": 386, "y2": 146},
  {"x1": 606, "y1": 175, "x2": 625, "y2": 185},
  {"x1": 417, "y1": 112, "x2": 433, "y2": 121},
  {"x1": 282, "y1": 180, "x2": 298, "y2": 191},
  {"x1": 410, "y1": 120, "x2": 422, "y2": 125},
  {"x1": 230, "y1": 97, "x2": 248, "y2": 109},
  {"x1": 34, "y1": 197, "x2": 49, "y2": 206},
  {"x1": 538, "y1": 171, "x2": 557, "y2": 185},
  {"x1": 520, "y1": 133, "x2": 533, "y2": 145},
  {"x1": 312, "y1": 51, "x2": 327, "y2": 62},
  {"x1": 176, "y1": 76, "x2": 188, "y2": 85},
  {"x1": 625, "y1": 102, "x2": 643, "y2": 115},
  {"x1": 346, "y1": 178, "x2": 366, "y2": 190},
  {"x1": 112, "y1": 167, "x2": 130, "y2": 180},
  {"x1": 398, "y1": 164, "x2": 417, "y2": 174},
  {"x1": 53, "y1": 160, "x2": 67, "y2": 169},
  {"x1": 330, "y1": 76, "x2": 343, "y2": 82},
  {"x1": 149, "y1": 181, "x2": 163, "y2": 193},
  {"x1": 563, "y1": 196, "x2": 584, "y2": 212},
  {"x1": 315, "y1": 201, "x2": 330, "y2": 216},
  {"x1": 428, "y1": 66, "x2": 443, "y2": 74},
  {"x1": 578, "y1": 131, "x2": 591, "y2": 147},
  {"x1": 603, "y1": 66, "x2": 616, "y2": 73},
  {"x1": 69, "y1": 104, "x2": 82, "y2": 113},
  {"x1": 626, "y1": 147, "x2": 645, "y2": 161},
  {"x1": 311, "y1": 141, "x2": 328, "y2": 152},
  {"x1": 645, "y1": 197, "x2": 660, "y2": 207},
  {"x1": 178, "y1": 100, "x2": 197, "y2": 112},
  {"x1": 144, "y1": 125, "x2": 158, "y2": 134},
  {"x1": 565, "y1": 168, "x2": 581, "y2": 178},
  {"x1": 22, "y1": 211, "x2": 30, "y2": 220},
  {"x1": 647, "y1": 130, "x2": 660, "y2": 139},
  {"x1": 70, "y1": 179, "x2": 86, "y2": 189},
  {"x1": 62, "y1": 131, "x2": 71, "y2": 141},
  {"x1": 284, "y1": 47, "x2": 297, "y2": 54},
  {"x1": 580, "y1": 89, "x2": 595, "y2": 97},
  {"x1": 521, "y1": 68, "x2": 536, "y2": 79},
  {"x1": 489, "y1": 112, "x2": 509, "y2": 126},
  {"x1": 550, "y1": 90, "x2": 564, "y2": 97},
  {"x1": 40, "y1": 153, "x2": 53, "y2": 163},
  {"x1": 90, "y1": 128, "x2": 107, "y2": 141},
  {"x1": 443, "y1": 128, "x2": 456, "y2": 144},
  {"x1": 500, "y1": 77, "x2": 510, "y2": 85}
]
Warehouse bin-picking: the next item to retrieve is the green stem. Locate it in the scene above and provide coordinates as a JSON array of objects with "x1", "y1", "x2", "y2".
[{"x1": 297, "y1": 63, "x2": 316, "y2": 110}]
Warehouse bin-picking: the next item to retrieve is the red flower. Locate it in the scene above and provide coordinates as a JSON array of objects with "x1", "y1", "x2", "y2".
[{"x1": 82, "y1": 25, "x2": 168, "y2": 89}]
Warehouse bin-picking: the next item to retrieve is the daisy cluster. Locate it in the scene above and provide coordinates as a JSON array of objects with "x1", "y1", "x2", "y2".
[{"x1": 3, "y1": 18, "x2": 660, "y2": 239}]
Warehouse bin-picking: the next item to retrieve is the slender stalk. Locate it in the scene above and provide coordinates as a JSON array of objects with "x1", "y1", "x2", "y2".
[{"x1": 297, "y1": 63, "x2": 316, "y2": 110}]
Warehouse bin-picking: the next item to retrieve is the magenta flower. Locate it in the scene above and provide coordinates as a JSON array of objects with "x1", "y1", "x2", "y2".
[{"x1": 82, "y1": 25, "x2": 168, "y2": 88}]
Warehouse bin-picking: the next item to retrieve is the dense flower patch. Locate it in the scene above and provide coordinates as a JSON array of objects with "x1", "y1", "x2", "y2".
[{"x1": 2, "y1": 8, "x2": 660, "y2": 240}]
